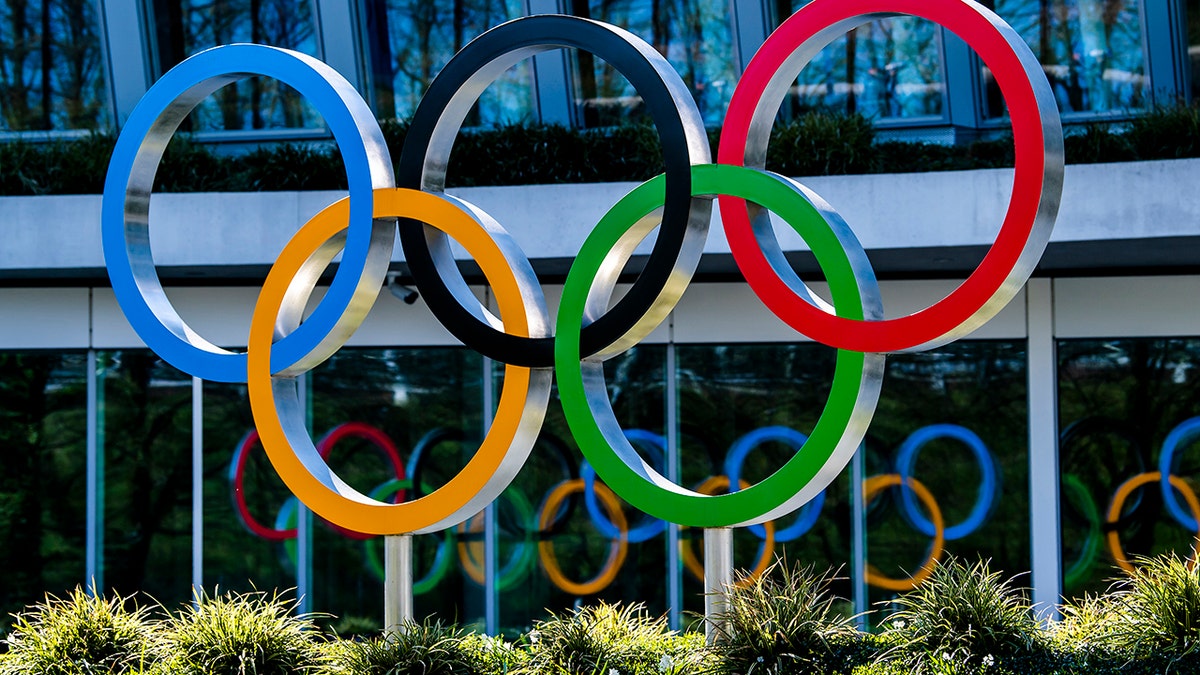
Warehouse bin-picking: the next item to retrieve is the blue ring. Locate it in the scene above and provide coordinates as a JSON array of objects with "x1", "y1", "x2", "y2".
[
  {"x1": 1159, "y1": 416, "x2": 1200, "y2": 530},
  {"x1": 581, "y1": 429, "x2": 667, "y2": 543},
  {"x1": 102, "y1": 44, "x2": 391, "y2": 383},
  {"x1": 894, "y1": 424, "x2": 997, "y2": 541},
  {"x1": 725, "y1": 426, "x2": 825, "y2": 541}
]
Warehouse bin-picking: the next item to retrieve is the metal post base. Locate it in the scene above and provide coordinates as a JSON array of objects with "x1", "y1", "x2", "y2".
[
  {"x1": 703, "y1": 527, "x2": 734, "y2": 644},
  {"x1": 384, "y1": 534, "x2": 413, "y2": 635}
]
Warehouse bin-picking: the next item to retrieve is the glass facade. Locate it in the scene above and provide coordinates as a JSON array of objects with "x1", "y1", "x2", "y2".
[
  {"x1": 984, "y1": 0, "x2": 1149, "y2": 117},
  {"x1": 0, "y1": 0, "x2": 111, "y2": 131},
  {"x1": 99, "y1": 351, "x2": 192, "y2": 606},
  {"x1": 0, "y1": 353, "x2": 86, "y2": 628},
  {"x1": 772, "y1": 2, "x2": 946, "y2": 121},
  {"x1": 571, "y1": 0, "x2": 737, "y2": 127},
  {"x1": 363, "y1": 0, "x2": 534, "y2": 126},
  {"x1": 868, "y1": 343, "x2": 1029, "y2": 613},
  {"x1": 1058, "y1": 339, "x2": 1200, "y2": 598},
  {"x1": 1190, "y1": 0, "x2": 1200, "y2": 103},
  {"x1": 145, "y1": 0, "x2": 321, "y2": 130}
]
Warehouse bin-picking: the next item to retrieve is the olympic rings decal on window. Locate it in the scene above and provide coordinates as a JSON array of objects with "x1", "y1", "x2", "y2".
[
  {"x1": 106, "y1": 0, "x2": 1062, "y2": 539},
  {"x1": 231, "y1": 423, "x2": 1005, "y2": 594}
]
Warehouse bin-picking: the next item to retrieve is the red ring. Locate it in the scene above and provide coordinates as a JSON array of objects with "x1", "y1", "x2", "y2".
[
  {"x1": 718, "y1": 0, "x2": 1060, "y2": 353},
  {"x1": 231, "y1": 430, "x2": 296, "y2": 541},
  {"x1": 314, "y1": 422, "x2": 408, "y2": 539}
]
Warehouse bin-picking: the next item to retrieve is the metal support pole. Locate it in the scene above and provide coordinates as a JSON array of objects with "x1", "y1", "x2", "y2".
[
  {"x1": 384, "y1": 534, "x2": 414, "y2": 634},
  {"x1": 850, "y1": 443, "x2": 868, "y2": 630},
  {"x1": 703, "y1": 527, "x2": 733, "y2": 644}
]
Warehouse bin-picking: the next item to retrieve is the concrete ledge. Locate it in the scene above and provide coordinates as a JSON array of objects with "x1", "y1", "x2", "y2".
[{"x1": 1, "y1": 158, "x2": 1196, "y2": 282}]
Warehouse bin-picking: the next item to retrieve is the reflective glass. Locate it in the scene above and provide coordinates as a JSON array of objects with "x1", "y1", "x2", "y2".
[
  {"x1": 983, "y1": 0, "x2": 1149, "y2": 117},
  {"x1": 363, "y1": 0, "x2": 534, "y2": 126},
  {"x1": 202, "y1": 381, "x2": 293, "y2": 598},
  {"x1": 0, "y1": 352, "x2": 87, "y2": 627},
  {"x1": 499, "y1": 346, "x2": 668, "y2": 635},
  {"x1": 0, "y1": 0, "x2": 112, "y2": 131},
  {"x1": 773, "y1": 1, "x2": 946, "y2": 121},
  {"x1": 676, "y1": 343, "x2": 852, "y2": 622},
  {"x1": 1058, "y1": 339, "x2": 1200, "y2": 599},
  {"x1": 1189, "y1": 0, "x2": 1200, "y2": 103},
  {"x1": 866, "y1": 341, "x2": 1028, "y2": 619},
  {"x1": 571, "y1": 0, "x2": 736, "y2": 127},
  {"x1": 99, "y1": 351, "x2": 192, "y2": 605},
  {"x1": 146, "y1": 0, "x2": 321, "y2": 130},
  {"x1": 308, "y1": 347, "x2": 486, "y2": 630}
]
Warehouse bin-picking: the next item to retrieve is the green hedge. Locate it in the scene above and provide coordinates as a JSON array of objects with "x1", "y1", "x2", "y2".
[
  {"x1": 4, "y1": 104, "x2": 1199, "y2": 196},
  {"x1": 3, "y1": 554, "x2": 1199, "y2": 674}
]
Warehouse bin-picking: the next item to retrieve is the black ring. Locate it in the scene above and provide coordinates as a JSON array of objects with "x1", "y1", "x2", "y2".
[{"x1": 397, "y1": 15, "x2": 710, "y2": 367}]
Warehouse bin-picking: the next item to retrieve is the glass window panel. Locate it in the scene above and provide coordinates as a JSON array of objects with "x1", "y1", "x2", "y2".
[
  {"x1": 0, "y1": 0, "x2": 112, "y2": 131},
  {"x1": 773, "y1": 2, "x2": 946, "y2": 121},
  {"x1": 866, "y1": 341, "x2": 1028, "y2": 620},
  {"x1": 982, "y1": 0, "x2": 1149, "y2": 117},
  {"x1": 571, "y1": 0, "x2": 737, "y2": 127},
  {"x1": 99, "y1": 351, "x2": 192, "y2": 605},
  {"x1": 0, "y1": 352, "x2": 87, "y2": 628},
  {"x1": 499, "y1": 346, "x2": 668, "y2": 636},
  {"x1": 1058, "y1": 339, "x2": 1200, "y2": 599},
  {"x1": 202, "y1": 381, "x2": 294, "y2": 597},
  {"x1": 363, "y1": 0, "x2": 534, "y2": 126},
  {"x1": 676, "y1": 343, "x2": 852, "y2": 623},
  {"x1": 308, "y1": 347, "x2": 486, "y2": 631},
  {"x1": 147, "y1": 0, "x2": 321, "y2": 130},
  {"x1": 1189, "y1": 0, "x2": 1200, "y2": 103}
]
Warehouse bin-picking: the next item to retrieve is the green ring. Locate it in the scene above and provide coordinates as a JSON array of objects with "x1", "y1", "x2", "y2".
[
  {"x1": 363, "y1": 479, "x2": 455, "y2": 594},
  {"x1": 1061, "y1": 472, "x2": 1101, "y2": 590},
  {"x1": 555, "y1": 163, "x2": 880, "y2": 527}
]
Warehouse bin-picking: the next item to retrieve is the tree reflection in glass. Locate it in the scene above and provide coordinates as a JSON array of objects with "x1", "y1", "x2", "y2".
[
  {"x1": 983, "y1": 0, "x2": 1149, "y2": 116},
  {"x1": 0, "y1": 0, "x2": 111, "y2": 131},
  {"x1": 147, "y1": 0, "x2": 321, "y2": 130},
  {"x1": 773, "y1": 1, "x2": 945, "y2": 121}
]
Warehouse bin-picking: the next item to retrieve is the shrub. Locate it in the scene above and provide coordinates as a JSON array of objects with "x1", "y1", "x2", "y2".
[
  {"x1": 158, "y1": 589, "x2": 325, "y2": 675},
  {"x1": 517, "y1": 602, "x2": 703, "y2": 675},
  {"x1": 325, "y1": 619, "x2": 521, "y2": 675},
  {"x1": 766, "y1": 111, "x2": 876, "y2": 177},
  {"x1": 1126, "y1": 101, "x2": 1200, "y2": 160},
  {"x1": 1102, "y1": 552, "x2": 1200, "y2": 673},
  {"x1": 878, "y1": 557, "x2": 1043, "y2": 673},
  {"x1": 0, "y1": 587, "x2": 157, "y2": 674},
  {"x1": 705, "y1": 560, "x2": 867, "y2": 675}
]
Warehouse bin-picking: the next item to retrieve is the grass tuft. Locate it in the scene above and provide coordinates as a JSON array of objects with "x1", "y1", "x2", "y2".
[
  {"x1": 158, "y1": 588, "x2": 325, "y2": 675},
  {"x1": 1, "y1": 586, "x2": 157, "y2": 674},
  {"x1": 879, "y1": 557, "x2": 1041, "y2": 672},
  {"x1": 705, "y1": 560, "x2": 865, "y2": 675},
  {"x1": 324, "y1": 618, "x2": 521, "y2": 675},
  {"x1": 516, "y1": 601, "x2": 702, "y2": 675}
]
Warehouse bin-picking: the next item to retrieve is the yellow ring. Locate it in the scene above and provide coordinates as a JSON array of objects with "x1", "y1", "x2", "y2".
[
  {"x1": 680, "y1": 476, "x2": 777, "y2": 589},
  {"x1": 248, "y1": 187, "x2": 550, "y2": 535},
  {"x1": 864, "y1": 474, "x2": 945, "y2": 591},
  {"x1": 537, "y1": 478, "x2": 628, "y2": 595},
  {"x1": 1105, "y1": 471, "x2": 1200, "y2": 574}
]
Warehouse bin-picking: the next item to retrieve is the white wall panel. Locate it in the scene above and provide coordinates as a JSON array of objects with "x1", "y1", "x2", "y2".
[
  {"x1": 0, "y1": 289, "x2": 90, "y2": 349},
  {"x1": 1056, "y1": 276, "x2": 1200, "y2": 338}
]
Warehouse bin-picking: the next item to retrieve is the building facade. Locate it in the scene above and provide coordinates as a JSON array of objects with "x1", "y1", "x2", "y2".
[{"x1": 2, "y1": 0, "x2": 1200, "y2": 635}]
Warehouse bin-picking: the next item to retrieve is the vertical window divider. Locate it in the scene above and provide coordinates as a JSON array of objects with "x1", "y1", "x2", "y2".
[
  {"x1": 666, "y1": 315, "x2": 682, "y2": 631},
  {"x1": 192, "y1": 376, "x2": 203, "y2": 600},
  {"x1": 1026, "y1": 277, "x2": 1062, "y2": 623},
  {"x1": 101, "y1": 0, "x2": 152, "y2": 127},
  {"x1": 86, "y1": 349, "x2": 103, "y2": 593},
  {"x1": 524, "y1": 0, "x2": 575, "y2": 126}
]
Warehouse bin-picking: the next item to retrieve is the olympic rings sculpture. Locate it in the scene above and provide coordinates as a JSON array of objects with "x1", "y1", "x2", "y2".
[
  {"x1": 105, "y1": 1, "x2": 1061, "y2": 541},
  {"x1": 232, "y1": 423, "x2": 1002, "y2": 594}
]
